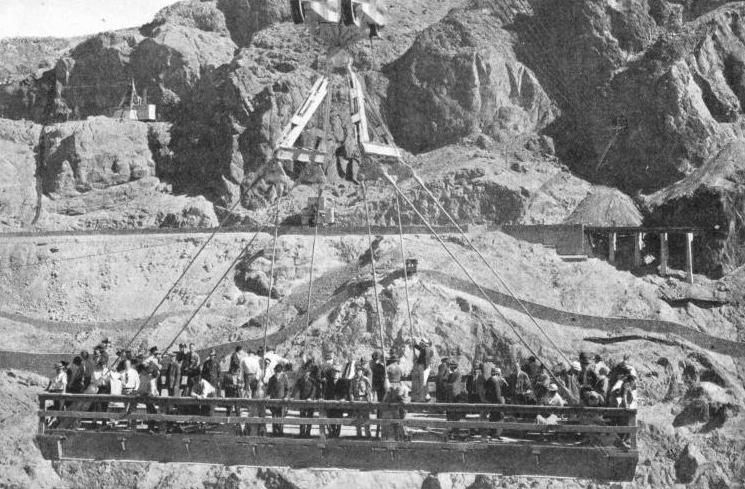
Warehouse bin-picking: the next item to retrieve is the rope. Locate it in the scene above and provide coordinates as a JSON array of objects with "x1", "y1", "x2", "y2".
[
  {"x1": 161, "y1": 230, "x2": 263, "y2": 354},
  {"x1": 262, "y1": 196, "x2": 282, "y2": 365},
  {"x1": 394, "y1": 191, "x2": 416, "y2": 339},
  {"x1": 112, "y1": 158, "x2": 288, "y2": 364},
  {"x1": 382, "y1": 171, "x2": 578, "y2": 404},
  {"x1": 404, "y1": 166, "x2": 573, "y2": 368},
  {"x1": 112, "y1": 199, "x2": 244, "y2": 364},
  {"x1": 304, "y1": 188, "x2": 322, "y2": 336},
  {"x1": 361, "y1": 180, "x2": 387, "y2": 375}
]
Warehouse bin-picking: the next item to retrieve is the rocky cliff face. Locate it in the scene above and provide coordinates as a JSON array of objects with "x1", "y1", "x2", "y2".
[
  {"x1": 0, "y1": 120, "x2": 41, "y2": 227},
  {"x1": 385, "y1": 5, "x2": 557, "y2": 153}
]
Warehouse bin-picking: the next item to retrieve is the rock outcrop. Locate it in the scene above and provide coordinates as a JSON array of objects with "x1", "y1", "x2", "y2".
[
  {"x1": 146, "y1": 0, "x2": 230, "y2": 37},
  {"x1": 40, "y1": 116, "x2": 156, "y2": 195},
  {"x1": 216, "y1": 0, "x2": 292, "y2": 47},
  {"x1": 385, "y1": 5, "x2": 556, "y2": 153},
  {"x1": 131, "y1": 23, "x2": 236, "y2": 112},
  {"x1": 519, "y1": 0, "x2": 745, "y2": 193},
  {"x1": 0, "y1": 119, "x2": 41, "y2": 227}
]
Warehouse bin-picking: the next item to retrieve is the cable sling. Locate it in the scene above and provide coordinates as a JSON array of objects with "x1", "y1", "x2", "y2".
[
  {"x1": 395, "y1": 191, "x2": 416, "y2": 339},
  {"x1": 262, "y1": 196, "x2": 283, "y2": 366},
  {"x1": 404, "y1": 166, "x2": 573, "y2": 368},
  {"x1": 361, "y1": 180, "x2": 387, "y2": 373},
  {"x1": 161, "y1": 228, "x2": 263, "y2": 354},
  {"x1": 382, "y1": 171, "x2": 577, "y2": 403}
]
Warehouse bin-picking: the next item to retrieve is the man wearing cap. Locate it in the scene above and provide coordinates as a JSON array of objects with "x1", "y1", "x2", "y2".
[
  {"x1": 579, "y1": 352, "x2": 597, "y2": 387},
  {"x1": 411, "y1": 337, "x2": 433, "y2": 402},
  {"x1": 369, "y1": 351, "x2": 386, "y2": 403},
  {"x1": 435, "y1": 357, "x2": 450, "y2": 402},
  {"x1": 266, "y1": 364, "x2": 290, "y2": 435},
  {"x1": 348, "y1": 363, "x2": 373, "y2": 437},
  {"x1": 484, "y1": 366, "x2": 505, "y2": 439},
  {"x1": 291, "y1": 366, "x2": 318, "y2": 437},
  {"x1": 444, "y1": 359, "x2": 465, "y2": 438},
  {"x1": 201, "y1": 349, "x2": 221, "y2": 396}
]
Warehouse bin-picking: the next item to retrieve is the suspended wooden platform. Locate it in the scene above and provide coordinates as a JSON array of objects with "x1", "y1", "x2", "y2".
[{"x1": 37, "y1": 394, "x2": 638, "y2": 481}]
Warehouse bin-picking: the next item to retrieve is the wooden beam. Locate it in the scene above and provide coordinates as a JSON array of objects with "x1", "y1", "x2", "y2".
[
  {"x1": 36, "y1": 431, "x2": 640, "y2": 481},
  {"x1": 685, "y1": 232, "x2": 694, "y2": 284},
  {"x1": 608, "y1": 231, "x2": 617, "y2": 265},
  {"x1": 633, "y1": 232, "x2": 643, "y2": 268},
  {"x1": 40, "y1": 411, "x2": 637, "y2": 434},
  {"x1": 660, "y1": 232, "x2": 668, "y2": 276},
  {"x1": 36, "y1": 394, "x2": 636, "y2": 416}
]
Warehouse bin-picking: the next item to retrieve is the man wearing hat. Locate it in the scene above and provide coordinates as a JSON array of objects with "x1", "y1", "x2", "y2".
[
  {"x1": 323, "y1": 364, "x2": 346, "y2": 438},
  {"x1": 435, "y1": 357, "x2": 450, "y2": 402},
  {"x1": 266, "y1": 364, "x2": 290, "y2": 435},
  {"x1": 348, "y1": 362, "x2": 373, "y2": 437},
  {"x1": 369, "y1": 351, "x2": 386, "y2": 403},
  {"x1": 444, "y1": 359, "x2": 465, "y2": 438},
  {"x1": 543, "y1": 383, "x2": 566, "y2": 407},
  {"x1": 579, "y1": 352, "x2": 597, "y2": 387},
  {"x1": 411, "y1": 337, "x2": 434, "y2": 402},
  {"x1": 201, "y1": 349, "x2": 221, "y2": 396}
]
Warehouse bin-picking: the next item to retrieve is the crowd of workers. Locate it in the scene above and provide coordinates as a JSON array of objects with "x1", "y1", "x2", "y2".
[{"x1": 44, "y1": 337, "x2": 638, "y2": 444}]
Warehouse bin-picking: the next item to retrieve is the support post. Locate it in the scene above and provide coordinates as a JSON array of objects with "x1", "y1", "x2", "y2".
[
  {"x1": 38, "y1": 397, "x2": 46, "y2": 434},
  {"x1": 633, "y1": 232, "x2": 643, "y2": 268},
  {"x1": 608, "y1": 232, "x2": 617, "y2": 265},
  {"x1": 685, "y1": 232, "x2": 694, "y2": 284},
  {"x1": 660, "y1": 232, "x2": 668, "y2": 277}
]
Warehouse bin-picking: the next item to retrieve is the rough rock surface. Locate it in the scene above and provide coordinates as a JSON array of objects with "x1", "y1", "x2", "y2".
[
  {"x1": 131, "y1": 23, "x2": 236, "y2": 110},
  {"x1": 146, "y1": 0, "x2": 230, "y2": 37},
  {"x1": 385, "y1": 5, "x2": 556, "y2": 153},
  {"x1": 216, "y1": 0, "x2": 292, "y2": 47},
  {"x1": 40, "y1": 117, "x2": 156, "y2": 195},
  {"x1": 0, "y1": 119, "x2": 41, "y2": 228}
]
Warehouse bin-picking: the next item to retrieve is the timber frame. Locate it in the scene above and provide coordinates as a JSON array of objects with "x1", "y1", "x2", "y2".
[{"x1": 37, "y1": 393, "x2": 638, "y2": 481}]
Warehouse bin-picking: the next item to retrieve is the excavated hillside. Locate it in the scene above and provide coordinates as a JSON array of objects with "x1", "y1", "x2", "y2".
[{"x1": 1, "y1": 229, "x2": 745, "y2": 488}]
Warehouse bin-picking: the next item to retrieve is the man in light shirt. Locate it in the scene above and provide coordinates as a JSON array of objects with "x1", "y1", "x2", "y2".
[
  {"x1": 121, "y1": 359, "x2": 140, "y2": 394},
  {"x1": 241, "y1": 349, "x2": 261, "y2": 398}
]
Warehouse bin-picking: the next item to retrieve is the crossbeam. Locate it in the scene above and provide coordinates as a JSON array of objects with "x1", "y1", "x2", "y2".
[
  {"x1": 39, "y1": 410, "x2": 637, "y2": 434},
  {"x1": 37, "y1": 394, "x2": 636, "y2": 417}
]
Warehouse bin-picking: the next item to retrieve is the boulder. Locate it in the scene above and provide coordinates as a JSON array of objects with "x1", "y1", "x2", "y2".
[
  {"x1": 674, "y1": 443, "x2": 707, "y2": 483},
  {"x1": 146, "y1": 0, "x2": 230, "y2": 36},
  {"x1": 216, "y1": 0, "x2": 291, "y2": 47},
  {"x1": 53, "y1": 31, "x2": 142, "y2": 119},
  {"x1": 385, "y1": 5, "x2": 556, "y2": 153},
  {"x1": 0, "y1": 119, "x2": 42, "y2": 227},
  {"x1": 131, "y1": 24, "x2": 237, "y2": 109},
  {"x1": 40, "y1": 116, "x2": 155, "y2": 195}
]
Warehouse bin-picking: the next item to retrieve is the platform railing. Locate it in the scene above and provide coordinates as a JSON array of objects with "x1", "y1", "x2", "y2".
[{"x1": 38, "y1": 393, "x2": 637, "y2": 446}]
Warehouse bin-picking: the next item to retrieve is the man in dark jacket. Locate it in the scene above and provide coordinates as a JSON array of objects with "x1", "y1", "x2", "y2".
[
  {"x1": 484, "y1": 368, "x2": 504, "y2": 439},
  {"x1": 370, "y1": 351, "x2": 386, "y2": 402},
  {"x1": 292, "y1": 366, "x2": 317, "y2": 438},
  {"x1": 324, "y1": 365, "x2": 347, "y2": 438},
  {"x1": 201, "y1": 349, "x2": 221, "y2": 395},
  {"x1": 266, "y1": 364, "x2": 290, "y2": 435}
]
